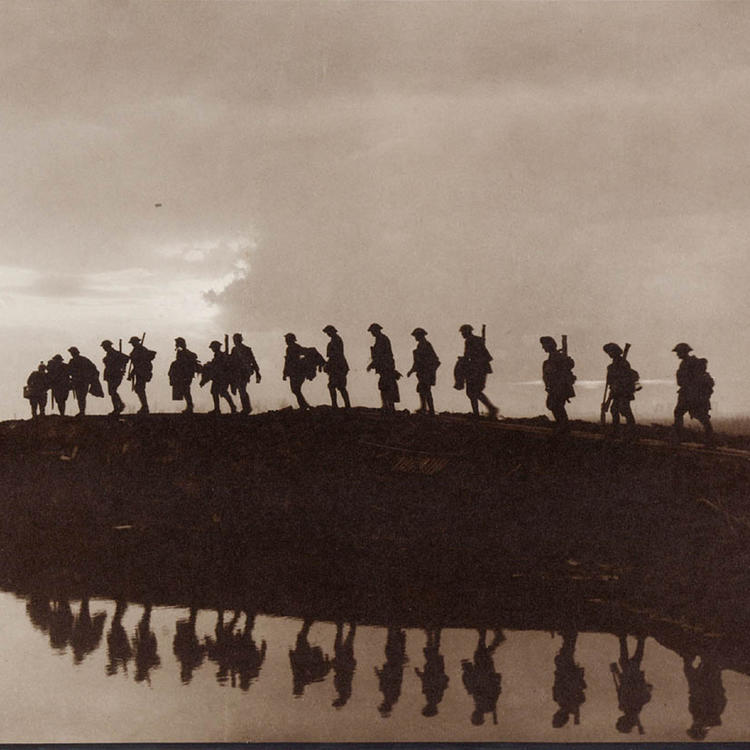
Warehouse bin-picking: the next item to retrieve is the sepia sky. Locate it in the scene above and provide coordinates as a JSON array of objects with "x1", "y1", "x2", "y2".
[{"x1": 3, "y1": 0, "x2": 750, "y2": 419}]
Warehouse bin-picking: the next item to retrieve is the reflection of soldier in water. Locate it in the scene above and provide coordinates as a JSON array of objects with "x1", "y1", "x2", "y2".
[
  {"x1": 106, "y1": 599, "x2": 133, "y2": 676},
  {"x1": 173, "y1": 606, "x2": 206, "y2": 685},
  {"x1": 48, "y1": 599, "x2": 74, "y2": 652},
  {"x1": 683, "y1": 653, "x2": 727, "y2": 741},
  {"x1": 552, "y1": 630, "x2": 586, "y2": 728},
  {"x1": 205, "y1": 609, "x2": 240, "y2": 686},
  {"x1": 462, "y1": 629, "x2": 504, "y2": 726},
  {"x1": 415, "y1": 627, "x2": 449, "y2": 717},
  {"x1": 204, "y1": 609, "x2": 267, "y2": 689},
  {"x1": 26, "y1": 596, "x2": 53, "y2": 633},
  {"x1": 289, "y1": 619, "x2": 331, "y2": 697},
  {"x1": 132, "y1": 603, "x2": 160, "y2": 684},
  {"x1": 71, "y1": 597, "x2": 107, "y2": 665},
  {"x1": 332, "y1": 622, "x2": 357, "y2": 708},
  {"x1": 375, "y1": 626, "x2": 408, "y2": 717},
  {"x1": 611, "y1": 635, "x2": 652, "y2": 735}
]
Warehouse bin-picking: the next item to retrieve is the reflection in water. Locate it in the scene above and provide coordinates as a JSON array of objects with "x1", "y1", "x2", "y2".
[
  {"x1": 289, "y1": 619, "x2": 331, "y2": 697},
  {"x1": 173, "y1": 606, "x2": 205, "y2": 684},
  {"x1": 461, "y1": 628, "x2": 504, "y2": 726},
  {"x1": 683, "y1": 652, "x2": 727, "y2": 741},
  {"x1": 133, "y1": 603, "x2": 161, "y2": 684},
  {"x1": 71, "y1": 597, "x2": 106, "y2": 664},
  {"x1": 611, "y1": 634, "x2": 652, "y2": 735},
  {"x1": 106, "y1": 599, "x2": 132, "y2": 676},
  {"x1": 332, "y1": 622, "x2": 356, "y2": 708},
  {"x1": 415, "y1": 627, "x2": 449, "y2": 718},
  {"x1": 375, "y1": 626, "x2": 408, "y2": 717},
  {"x1": 49, "y1": 599, "x2": 74, "y2": 652},
  {"x1": 552, "y1": 629, "x2": 586, "y2": 728},
  {"x1": 204, "y1": 609, "x2": 266, "y2": 690}
]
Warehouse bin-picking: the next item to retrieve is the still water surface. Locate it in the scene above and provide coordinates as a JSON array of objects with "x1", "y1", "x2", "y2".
[{"x1": 1, "y1": 591, "x2": 748, "y2": 742}]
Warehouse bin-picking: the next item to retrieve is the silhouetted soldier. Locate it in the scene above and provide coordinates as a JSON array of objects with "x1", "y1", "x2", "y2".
[
  {"x1": 283, "y1": 333, "x2": 312, "y2": 410},
  {"x1": 289, "y1": 619, "x2": 331, "y2": 696},
  {"x1": 672, "y1": 343, "x2": 715, "y2": 445},
  {"x1": 456, "y1": 325, "x2": 498, "y2": 419},
  {"x1": 132, "y1": 603, "x2": 160, "y2": 684},
  {"x1": 415, "y1": 627, "x2": 449, "y2": 717},
  {"x1": 71, "y1": 596, "x2": 107, "y2": 665},
  {"x1": 683, "y1": 652, "x2": 727, "y2": 741},
  {"x1": 407, "y1": 328, "x2": 440, "y2": 415},
  {"x1": 603, "y1": 344, "x2": 639, "y2": 433},
  {"x1": 611, "y1": 634, "x2": 652, "y2": 735},
  {"x1": 46, "y1": 354, "x2": 71, "y2": 416},
  {"x1": 323, "y1": 325, "x2": 351, "y2": 409},
  {"x1": 332, "y1": 622, "x2": 357, "y2": 708},
  {"x1": 168, "y1": 337, "x2": 201, "y2": 413},
  {"x1": 101, "y1": 340, "x2": 129, "y2": 415},
  {"x1": 172, "y1": 606, "x2": 206, "y2": 685},
  {"x1": 201, "y1": 340, "x2": 237, "y2": 414},
  {"x1": 552, "y1": 630, "x2": 586, "y2": 728},
  {"x1": 230, "y1": 333, "x2": 262, "y2": 414},
  {"x1": 127, "y1": 336, "x2": 156, "y2": 414},
  {"x1": 25, "y1": 362, "x2": 49, "y2": 418},
  {"x1": 67, "y1": 347, "x2": 101, "y2": 416},
  {"x1": 540, "y1": 336, "x2": 576, "y2": 432},
  {"x1": 106, "y1": 599, "x2": 132, "y2": 676},
  {"x1": 367, "y1": 323, "x2": 400, "y2": 413},
  {"x1": 375, "y1": 626, "x2": 408, "y2": 717},
  {"x1": 462, "y1": 629, "x2": 504, "y2": 725}
]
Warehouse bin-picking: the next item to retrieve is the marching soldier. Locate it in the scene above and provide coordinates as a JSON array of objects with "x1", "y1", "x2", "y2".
[
  {"x1": 230, "y1": 333, "x2": 261, "y2": 414},
  {"x1": 603, "y1": 343, "x2": 639, "y2": 432},
  {"x1": 552, "y1": 630, "x2": 586, "y2": 729},
  {"x1": 46, "y1": 354, "x2": 71, "y2": 416},
  {"x1": 540, "y1": 336, "x2": 576, "y2": 432},
  {"x1": 201, "y1": 340, "x2": 236, "y2": 414},
  {"x1": 322, "y1": 325, "x2": 350, "y2": 409},
  {"x1": 455, "y1": 324, "x2": 498, "y2": 419},
  {"x1": 407, "y1": 328, "x2": 440, "y2": 415},
  {"x1": 611, "y1": 635, "x2": 652, "y2": 735},
  {"x1": 67, "y1": 347, "x2": 101, "y2": 416},
  {"x1": 462, "y1": 629, "x2": 504, "y2": 726},
  {"x1": 672, "y1": 343, "x2": 714, "y2": 444},
  {"x1": 25, "y1": 362, "x2": 49, "y2": 418},
  {"x1": 101, "y1": 340, "x2": 129, "y2": 415},
  {"x1": 168, "y1": 337, "x2": 202, "y2": 414},
  {"x1": 282, "y1": 332, "x2": 313, "y2": 410},
  {"x1": 366, "y1": 323, "x2": 400, "y2": 413},
  {"x1": 127, "y1": 336, "x2": 156, "y2": 415}
]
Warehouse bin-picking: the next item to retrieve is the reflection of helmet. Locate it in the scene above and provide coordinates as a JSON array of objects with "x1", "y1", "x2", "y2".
[
  {"x1": 673, "y1": 342, "x2": 693, "y2": 354},
  {"x1": 539, "y1": 336, "x2": 557, "y2": 349},
  {"x1": 459, "y1": 324, "x2": 473, "y2": 334},
  {"x1": 471, "y1": 710, "x2": 485, "y2": 726},
  {"x1": 367, "y1": 323, "x2": 382, "y2": 333},
  {"x1": 687, "y1": 726, "x2": 708, "y2": 741},
  {"x1": 323, "y1": 325, "x2": 337, "y2": 334},
  {"x1": 552, "y1": 709, "x2": 570, "y2": 728},
  {"x1": 129, "y1": 336, "x2": 141, "y2": 345},
  {"x1": 411, "y1": 327, "x2": 427, "y2": 337},
  {"x1": 101, "y1": 339, "x2": 113, "y2": 348},
  {"x1": 603, "y1": 342, "x2": 622, "y2": 356},
  {"x1": 68, "y1": 346, "x2": 79, "y2": 356},
  {"x1": 615, "y1": 715, "x2": 636, "y2": 734},
  {"x1": 175, "y1": 337, "x2": 186, "y2": 347},
  {"x1": 421, "y1": 704, "x2": 438, "y2": 718},
  {"x1": 209, "y1": 340, "x2": 222, "y2": 351},
  {"x1": 233, "y1": 332, "x2": 243, "y2": 343},
  {"x1": 284, "y1": 332, "x2": 296, "y2": 342}
]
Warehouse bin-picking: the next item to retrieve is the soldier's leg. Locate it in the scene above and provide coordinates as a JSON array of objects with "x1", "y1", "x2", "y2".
[
  {"x1": 30, "y1": 397, "x2": 38, "y2": 418},
  {"x1": 183, "y1": 386, "x2": 194, "y2": 413},
  {"x1": 621, "y1": 401, "x2": 635, "y2": 426},
  {"x1": 425, "y1": 387, "x2": 435, "y2": 415},
  {"x1": 211, "y1": 390, "x2": 221, "y2": 413},
  {"x1": 328, "y1": 384, "x2": 339, "y2": 408},
  {"x1": 135, "y1": 381, "x2": 149, "y2": 413},
  {"x1": 75, "y1": 385, "x2": 87, "y2": 416},
  {"x1": 477, "y1": 392, "x2": 499, "y2": 419},
  {"x1": 292, "y1": 378, "x2": 309, "y2": 409},
  {"x1": 340, "y1": 387, "x2": 351, "y2": 409},
  {"x1": 40, "y1": 392, "x2": 47, "y2": 416},
  {"x1": 611, "y1": 402, "x2": 622, "y2": 428},
  {"x1": 221, "y1": 386, "x2": 237, "y2": 413},
  {"x1": 57, "y1": 392, "x2": 67, "y2": 416},
  {"x1": 238, "y1": 384, "x2": 251, "y2": 413}
]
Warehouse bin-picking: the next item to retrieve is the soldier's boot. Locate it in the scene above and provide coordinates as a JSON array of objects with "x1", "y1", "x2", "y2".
[
  {"x1": 416, "y1": 395, "x2": 426, "y2": 414},
  {"x1": 478, "y1": 393, "x2": 499, "y2": 420},
  {"x1": 183, "y1": 392, "x2": 194, "y2": 414},
  {"x1": 469, "y1": 397, "x2": 480, "y2": 417},
  {"x1": 224, "y1": 394, "x2": 237, "y2": 414},
  {"x1": 328, "y1": 386, "x2": 338, "y2": 408}
]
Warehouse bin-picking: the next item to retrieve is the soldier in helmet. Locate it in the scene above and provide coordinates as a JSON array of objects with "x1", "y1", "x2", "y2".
[
  {"x1": 672, "y1": 343, "x2": 714, "y2": 444},
  {"x1": 46, "y1": 354, "x2": 71, "y2": 415},
  {"x1": 168, "y1": 337, "x2": 202, "y2": 413},
  {"x1": 67, "y1": 347, "x2": 100, "y2": 416},
  {"x1": 101, "y1": 340, "x2": 129, "y2": 415},
  {"x1": 283, "y1": 333, "x2": 312, "y2": 410},
  {"x1": 127, "y1": 336, "x2": 156, "y2": 415},
  {"x1": 407, "y1": 328, "x2": 440, "y2": 415},
  {"x1": 322, "y1": 325, "x2": 350, "y2": 409},
  {"x1": 25, "y1": 362, "x2": 49, "y2": 418},
  {"x1": 602, "y1": 343, "x2": 639, "y2": 432},
  {"x1": 456, "y1": 325, "x2": 498, "y2": 419},
  {"x1": 201, "y1": 340, "x2": 236, "y2": 414},
  {"x1": 230, "y1": 333, "x2": 261, "y2": 414},
  {"x1": 540, "y1": 336, "x2": 576, "y2": 432},
  {"x1": 366, "y1": 323, "x2": 400, "y2": 413}
]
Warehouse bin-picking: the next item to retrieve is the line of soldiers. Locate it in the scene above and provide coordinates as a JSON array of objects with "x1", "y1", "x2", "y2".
[{"x1": 23, "y1": 326, "x2": 716, "y2": 443}]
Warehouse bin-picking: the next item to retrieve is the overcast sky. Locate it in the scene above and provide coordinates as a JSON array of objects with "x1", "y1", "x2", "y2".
[{"x1": 3, "y1": 0, "x2": 750, "y2": 419}]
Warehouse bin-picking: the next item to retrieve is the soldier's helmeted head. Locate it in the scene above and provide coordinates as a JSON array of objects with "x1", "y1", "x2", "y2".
[
  {"x1": 367, "y1": 323, "x2": 382, "y2": 335},
  {"x1": 233, "y1": 333, "x2": 243, "y2": 344},
  {"x1": 672, "y1": 342, "x2": 693, "y2": 357},
  {"x1": 323, "y1": 325, "x2": 337, "y2": 335},
  {"x1": 459, "y1": 324, "x2": 473, "y2": 338},
  {"x1": 603, "y1": 342, "x2": 623, "y2": 357},
  {"x1": 540, "y1": 336, "x2": 557, "y2": 353},
  {"x1": 101, "y1": 339, "x2": 113, "y2": 350},
  {"x1": 68, "y1": 346, "x2": 80, "y2": 357},
  {"x1": 284, "y1": 332, "x2": 296, "y2": 343},
  {"x1": 52, "y1": 354, "x2": 63, "y2": 363},
  {"x1": 37, "y1": 362, "x2": 46, "y2": 372},
  {"x1": 209, "y1": 340, "x2": 222, "y2": 352},
  {"x1": 129, "y1": 336, "x2": 141, "y2": 346},
  {"x1": 175, "y1": 336, "x2": 186, "y2": 348},
  {"x1": 411, "y1": 327, "x2": 427, "y2": 338}
]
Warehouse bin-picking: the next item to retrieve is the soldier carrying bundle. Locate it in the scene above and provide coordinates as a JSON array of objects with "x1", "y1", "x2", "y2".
[
  {"x1": 540, "y1": 335, "x2": 576, "y2": 433},
  {"x1": 169, "y1": 337, "x2": 202, "y2": 414}
]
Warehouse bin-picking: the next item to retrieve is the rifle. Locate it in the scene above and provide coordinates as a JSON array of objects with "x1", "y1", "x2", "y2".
[
  {"x1": 118, "y1": 338, "x2": 122, "y2": 353},
  {"x1": 561, "y1": 334, "x2": 568, "y2": 357},
  {"x1": 481, "y1": 324, "x2": 486, "y2": 343},
  {"x1": 224, "y1": 333, "x2": 229, "y2": 353}
]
